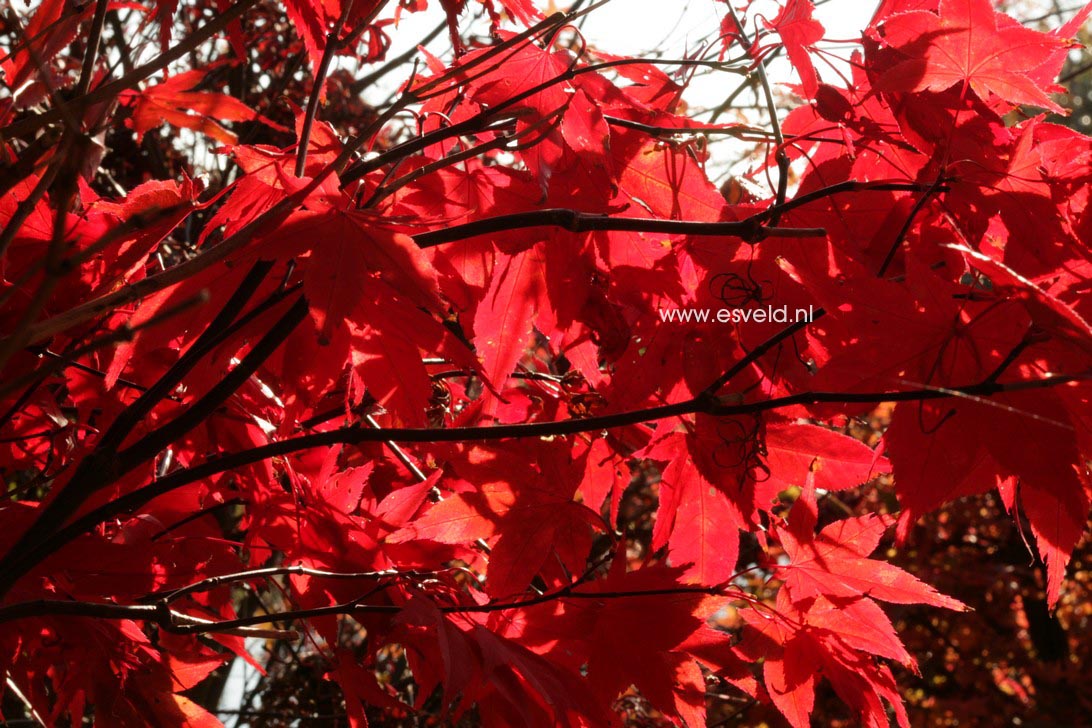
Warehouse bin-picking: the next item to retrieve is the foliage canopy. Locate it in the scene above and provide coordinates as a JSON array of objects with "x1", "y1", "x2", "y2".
[{"x1": 1, "y1": 0, "x2": 1090, "y2": 725}]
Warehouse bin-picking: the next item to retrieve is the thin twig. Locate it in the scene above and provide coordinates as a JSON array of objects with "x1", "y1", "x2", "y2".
[
  {"x1": 349, "y1": 18, "x2": 447, "y2": 94},
  {"x1": 296, "y1": 0, "x2": 367, "y2": 176},
  {"x1": 0, "y1": 582, "x2": 737, "y2": 634},
  {"x1": 149, "y1": 564, "x2": 421, "y2": 603},
  {"x1": 76, "y1": 0, "x2": 109, "y2": 97},
  {"x1": 3, "y1": 675, "x2": 46, "y2": 727},
  {"x1": 724, "y1": 1, "x2": 789, "y2": 220}
]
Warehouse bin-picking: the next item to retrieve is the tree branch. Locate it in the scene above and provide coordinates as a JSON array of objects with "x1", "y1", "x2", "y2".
[
  {"x1": 876, "y1": 176, "x2": 946, "y2": 276},
  {"x1": 0, "y1": 599, "x2": 295, "y2": 639},
  {"x1": 295, "y1": 0, "x2": 371, "y2": 176},
  {"x1": 725, "y1": 1, "x2": 788, "y2": 220},
  {"x1": 0, "y1": 295, "x2": 309, "y2": 598},
  {"x1": 413, "y1": 208, "x2": 826, "y2": 247},
  {"x1": 115, "y1": 295, "x2": 309, "y2": 471},
  {"x1": 75, "y1": 0, "x2": 109, "y2": 98},
  {"x1": 97, "y1": 260, "x2": 275, "y2": 454},
  {"x1": 0, "y1": 582, "x2": 736, "y2": 635},
  {"x1": 9, "y1": 370, "x2": 1086, "y2": 595},
  {"x1": 146, "y1": 564, "x2": 427, "y2": 604}
]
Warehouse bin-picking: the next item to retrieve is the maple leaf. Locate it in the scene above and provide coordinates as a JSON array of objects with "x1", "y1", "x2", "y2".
[
  {"x1": 578, "y1": 558, "x2": 724, "y2": 727},
  {"x1": 332, "y1": 651, "x2": 408, "y2": 727},
  {"x1": 951, "y1": 243, "x2": 1092, "y2": 352},
  {"x1": 777, "y1": 482, "x2": 967, "y2": 610},
  {"x1": 439, "y1": 0, "x2": 543, "y2": 44},
  {"x1": 125, "y1": 70, "x2": 286, "y2": 144},
  {"x1": 761, "y1": 421, "x2": 891, "y2": 497},
  {"x1": 89, "y1": 175, "x2": 206, "y2": 292},
  {"x1": 874, "y1": 0, "x2": 1070, "y2": 112},
  {"x1": 644, "y1": 429, "x2": 745, "y2": 586},
  {"x1": 802, "y1": 593, "x2": 916, "y2": 668},
  {"x1": 889, "y1": 389, "x2": 1092, "y2": 607},
  {"x1": 740, "y1": 611, "x2": 818, "y2": 728},
  {"x1": 740, "y1": 587, "x2": 915, "y2": 728},
  {"x1": 764, "y1": 0, "x2": 826, "y2": 97},
  {"x1": 472, "y1": 245, "x2": 548, "y2": 412},
  {"x1": 393, "y1": 596, "x2": 597, "y2": 726},
  {"x1": 576, "y1": 437, "x2": 628, "y2": 528},
  {"x1": 611, "y1": 130, "x2": 727, "y2": 224},
  {"x1": 778, "y1": 250, "x2": 1031, "y2": 394},
  {"x1": 886, "y1": 399, "x2": 996, "y2": 538},
  {"x1": 284, "y1": 0, "x2": 389, "y2": 79},
  {"x1": 387, "y1": 444, "x2": 603, "y2": 597}
]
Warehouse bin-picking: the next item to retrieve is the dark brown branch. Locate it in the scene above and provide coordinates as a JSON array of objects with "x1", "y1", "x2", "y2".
[
  {"x1": 604, "y1": 115, "x2": 773, "y2": 140},
  {"x1": 149, "y1": 497, "x2": 243, "y2": 541},
  {"x1": 755, "y1": 180, "x2": 942, "y2": 221},
  {"x1": 35, "y1": 350, "x2": 158, "y2": 396},
  {"x1": 708, "y1": 46, "x2": 783, "y2": 124},
  {"x1": 146, "y1": 564, "x2": 422, "y2": 604},
  {"x1": 984, "y1": 326, "x2": 1046, "y2": 384},
  {"x1": 0, "y1": 583, "x2": 734, "y2": 634},
  {"x1": 97, "y1": 260, "x2": 275, "y2": 454},
  {"x1": 10, "y1": 370, "x2": 1086, "y2": 594},
  {"x1": 0, "y1": 599, "x2": 294, "y2": 639},
  {"x1": 409, "y1": 180, "x2": 935, "y2": 250},
  {"x1": 115, "y1": 295, "x2": 309, "y2": 471},
  {"x1": 876, "y1": 176, "x2": 946, "y2": 276},
  {"x1": 700, "y1": 312, "x2": 824, "y2": 399},
  {"x1": 413, "y1": 209, "x2": 826, "y2": 247},
  {"x1": 1060, "y1": 58, "x2": 1092, "y2": 84},
  {"x1": 76, "y1": 0, "x2": 109, "y2": 97},
  {"x1": 296, "y1": 0, "x2": 373, "y2": 176}
]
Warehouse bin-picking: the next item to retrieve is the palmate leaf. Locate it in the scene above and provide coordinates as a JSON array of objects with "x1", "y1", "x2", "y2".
[
  {"x1": 778, "y1": 484, "x2": 967, "y2": 611},
  {"x1": 873, "y1": 0, "x2": 1074, "y2": 111}
]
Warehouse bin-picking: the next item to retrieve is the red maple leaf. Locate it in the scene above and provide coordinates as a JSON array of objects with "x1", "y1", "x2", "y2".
[
  {"x1": 874, "y1": 0, "x2": 1071, "y2": 111},
  {"x1": 764, "y1": 0, "x2": 826, "y2": 97},
  {"x1": 776, "y1": 480, "x2": 967, "y2": 610}
]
